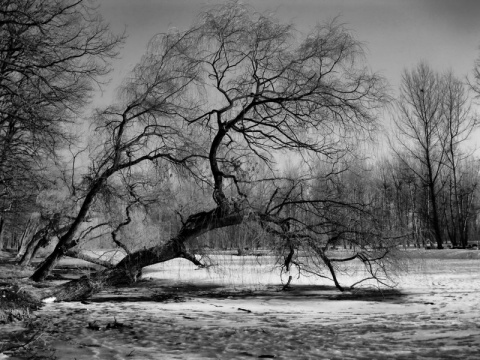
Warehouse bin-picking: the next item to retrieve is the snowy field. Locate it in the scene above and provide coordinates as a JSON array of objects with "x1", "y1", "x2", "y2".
[{"x1": 3, "y1": 250, "x2": 480, "y2": 359}]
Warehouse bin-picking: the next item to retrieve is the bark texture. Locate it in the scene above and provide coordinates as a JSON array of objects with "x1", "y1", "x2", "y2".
[{"x1": 43, "y1": 204, "x2": 246, "y2": 301}]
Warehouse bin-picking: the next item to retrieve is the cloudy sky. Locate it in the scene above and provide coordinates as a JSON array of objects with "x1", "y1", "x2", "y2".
[{"x1": 96, "y1": 0, "x2": 480, "y2": 106}]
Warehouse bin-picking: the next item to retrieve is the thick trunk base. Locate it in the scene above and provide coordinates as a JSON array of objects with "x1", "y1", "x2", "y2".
[{"x1": 45, "y1": 268, "x2": 135, "y2": 302}]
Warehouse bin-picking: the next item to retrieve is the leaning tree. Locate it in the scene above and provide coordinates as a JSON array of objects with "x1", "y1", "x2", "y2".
[
  {"x1": 31, "y1": 1, "x2": 393, "y2": 301},
  {"x1": 0, "y1": 0, "x2": 123, "y2": 249}
]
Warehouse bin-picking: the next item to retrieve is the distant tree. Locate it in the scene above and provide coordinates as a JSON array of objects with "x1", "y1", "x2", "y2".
[
  {"x1": 392, "y1": 63, "x2": 448, "y2": 249},
  {"x1": 440, "y1": 158, "x2": 479, "y2": 248},
  {"x1": 439, "y1": 72, "x2": 478, "y2": 247},
  {"x1": 393, "y1": 63, "x2": 479, "y2": 249},
  {"x1": 31, "y1": 2, "x2": 388, "y2": 299}
]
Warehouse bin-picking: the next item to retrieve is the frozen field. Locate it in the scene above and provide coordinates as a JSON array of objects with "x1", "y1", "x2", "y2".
[{"x1": 3, "y1": 250, "x2": 480, "y2": 359}]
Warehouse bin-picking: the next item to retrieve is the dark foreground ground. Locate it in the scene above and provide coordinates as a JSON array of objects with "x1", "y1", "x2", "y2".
[{"x1": 1, "y1": 249, "x2": 480, "y2": 359}]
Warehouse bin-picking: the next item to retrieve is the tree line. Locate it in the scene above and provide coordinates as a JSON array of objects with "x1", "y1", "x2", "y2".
[{"x1": 0, "y1": 0, "x2": 479, "y2": 300}]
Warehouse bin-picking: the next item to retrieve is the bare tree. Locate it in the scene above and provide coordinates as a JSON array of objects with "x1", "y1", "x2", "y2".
[
  {"x1": 0, "y1": 0, "x2": 123, "y2": 244},
  {"x1": 393, "y1": 63, "x2": 479, "y2": 249},
  {"x1": 266, "y1": 159, "x2": 402, "y2": 291},
  {"x1": 31, "y1": 2, "x2": 387, "y2": 300},
  {"x1": 392, "y1": 62, "x2": 448, "y2": 249},
  {"x1": 439, "y1": 72, "x2": 478, "y2": 247}
]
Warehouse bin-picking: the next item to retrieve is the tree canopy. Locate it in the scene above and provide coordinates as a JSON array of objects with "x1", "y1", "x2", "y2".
[{"x1": 0, "y1": 0, "x2": 123, "y2": 236}]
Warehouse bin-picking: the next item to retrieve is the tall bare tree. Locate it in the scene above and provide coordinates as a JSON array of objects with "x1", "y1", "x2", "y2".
[
  {"x1": 0, "y1": 0, "x2": 123, "y2": 242},
  {"x1": 392, "y1": 62, "x2": 447, "y2": 249},
  {"x1": 439, "y1": 72, "x2": 478, "y2": 247},
  {"x1": 31, "y1": 2, "x2": 388, "y2": 300},
  {"x1": 393, "y1": 63, "x2": 479, "y2": 249}
]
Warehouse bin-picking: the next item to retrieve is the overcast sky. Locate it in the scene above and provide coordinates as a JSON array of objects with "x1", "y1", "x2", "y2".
[{"x1": 96, "y1": 0, "x2": 480, "y2": 106}]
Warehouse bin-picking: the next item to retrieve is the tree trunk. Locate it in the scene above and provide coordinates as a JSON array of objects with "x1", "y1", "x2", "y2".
[
  {"x1": 17, "y1": 218, "x2": 32, "y2": 253},
  {"x1": 0, "y1": 217, "x2": 4, "y2": 250},
  {"x1": 42, "y1": 267, "x2": 132, "y2": 301},
  {"x1": 64, "y1": 249, "x2": 116, "y2": 269},
  {"x1": 319, "y1": 252, "x2": 344, "y2": 292},
  {"x1": 18, "y1": 225, "x2": 52, "y2": 266},
  {"x1": 16, "y1": 218, "x2": 38, "y2": 260},
  {"x1": 18, "y1": 237, "x2": 40, "y2": 266},
  {"x1": 9, "y1": 233, "x2": 16, "y2": 250},
  {"x1": 428, "y1": 182, "x2": 444, "y2": 249},
  {"x1": 50, "y1": 240, "x2": 183, "y2": 300},
  {"x1": 39, "y1": 205, "x2": 247, "y2": 301},
  {"x1": 30, "y1": 178, "x2": 109, "y2": 281}
]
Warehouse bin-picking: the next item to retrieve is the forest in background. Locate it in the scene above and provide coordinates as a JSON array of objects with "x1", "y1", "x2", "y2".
[{"x1": 1, "y1": 0, "x2": 480, "y2": 300}]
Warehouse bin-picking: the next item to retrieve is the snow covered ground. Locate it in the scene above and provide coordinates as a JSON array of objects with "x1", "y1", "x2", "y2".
[{"x1": 4, "y1": 250, "x2": 480, "y2": 359}]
